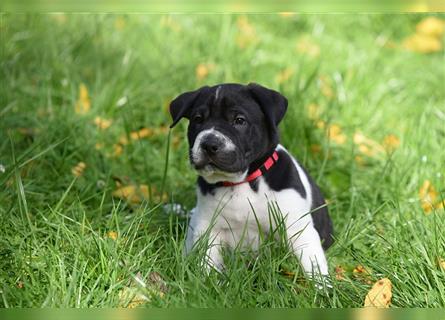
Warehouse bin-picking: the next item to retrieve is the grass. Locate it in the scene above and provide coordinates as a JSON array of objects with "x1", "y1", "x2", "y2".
[{"x1": 0, "y1": 13, "x2": 444, "y2": 307}]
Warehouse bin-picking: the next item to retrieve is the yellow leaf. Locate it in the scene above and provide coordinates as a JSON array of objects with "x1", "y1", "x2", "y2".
[
  {"x1": 275, "y1": 67, "x2": 294, "y2": 84},
  {"x1": 306, "y1": 103, "x2": 320, "y2": 120},
  {"x1": 353, "y1": 265, "x2": 372, "y2": 284},
  {"x1": 130, "y1": 128, "x2": 153, "y2": 140},
  {"x1": 438, "y1": 258, "x2": 445, "y2": 270},
  {"x1": 236, "y1": 16, "x2": 258, "y2": 48},
  {"x1": 328, "y1": 124, "x2": 347, "y2": 145},
  {"x1": 114, "y1": 16, "x2": 126, "y2": 31},
  {"x1": 318, "y1": 76, "x2": 335, "y2": 99},
  {"x1": 107, "y1": 231, "x2": 118, "y2": 241},
  {"x1": 335, "y1": 265, "x2": 346, "y2": 280},
  {"x1": 382, "y1": 134, "x2": 400, "y2": 152},
  {"x1": 403, "y1": 33, "x2": 442, "y2": 53},
  {"x1": 71, "y1": 161, "x2": 86, "y2": 177},
  {"x1": 113, "y1": 184, "x2": 149, "y2": 204},
  {"x1": 296, "y1": 36, "x2": 320, "y2": 58},
  {"x1": 364, "y1": 278, "x2": 392, "y2": 308},
  {"x1": 75, "y1": 83, "x2": 91, "y2": 115},
  {"x1": 113, "y1": 144, "x2": 123, "y2": 157},
  {"x1": 95, "y1": 142, "x2": 104, "y2": 150},
  {"x1": 416, "y1": 17, "x2": 445, "y2": 37},
  {"x1": 195, "y1": 63, "x2": 215, "y2": 81},
  {"x1": 278, "y1": 12, "x2": 296, "y2": 18},
  {"x1": 354, "y1": 132, "x2": 385, "y2": 157},
  {"x1": 160, "y1": 15, "x2": 181, "y2": 32},
  {"x1": 419, "y1": 180, "x2": 438, "y2": 214},
  {"x1": 94, "y1": 116, "x2": 112, "y2": 130},
  {"x1": 118, "y1": 286, "x2": 150, "y2": 308}
]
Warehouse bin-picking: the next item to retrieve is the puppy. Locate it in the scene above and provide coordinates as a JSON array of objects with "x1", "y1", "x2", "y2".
[{"x1": 169, "y1": 83, "x2": 333, "y2": 280}]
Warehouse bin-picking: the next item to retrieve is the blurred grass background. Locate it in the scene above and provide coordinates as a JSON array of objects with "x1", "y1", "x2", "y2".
[{"x1": 0, "y1": 13, "x2": 444, "y2": 307}]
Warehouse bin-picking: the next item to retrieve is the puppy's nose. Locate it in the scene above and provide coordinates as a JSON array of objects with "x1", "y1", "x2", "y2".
[{"x1": 201, "y1": 136, "x2": 222, "y2": 155}]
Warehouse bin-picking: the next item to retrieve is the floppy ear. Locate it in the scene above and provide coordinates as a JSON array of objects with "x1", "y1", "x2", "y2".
[
  {"x1": 169, "y1": 86, "x2": 210, "y2": 128},
  {"x1": 247, "y1": 83, "x2": 288, "y2": 131}
]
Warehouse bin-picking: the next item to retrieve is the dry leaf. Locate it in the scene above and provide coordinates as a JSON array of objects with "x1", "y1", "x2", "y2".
[
  {"x1": 364, "y1": 278, "x2": 392, "y2": 308},
  {"x1": 296, "y1": 36, "x2": 320, "y2": 58},
  {"x1": 113, "y1": 184, "x2": 149, "y2": 204},
  {"x1": 353, "y1": 265, "x2": 372, "y2": 284},
  {"x1": 403, "y1": 33, "x2": 442, "y2": 53},
  {"x1": 382, "y1": 134, "x2": 400, "y2": 152},
  {"x1": 328, "y1": 124, "x2": 347, "y2": 145},
  {"x1": 236, "y1": 16, "x2": 258, "y2": 48},
  {"x1": 278, "y1": 12, "x2": 296, "y2": 18},
  {"x1": 71, "y1": 162, "x2": 86, "y2": 177},
  {"x1": 438, "y1": 258, "x2": 445, "y2": 270},
  {"x1": 354, "y1": 132, "x2": 385, "y2": 157},
  {"x1": 94, "y1": 116, "x2": 112, "y2": 130},
  {"x1": 75, "y1": 83, "x2": 91, "y2": 115},
  {"x1": 307, "y1": 103, "x2": 320, "y2": 120},
  {"x1": 318, "y1": 76, "x2": 335, "y2": 99},
  {"x1": 275, "y1": 67, "x2": 294, "y2": 84},
  {"x1": 416, "y1": 17, "x2": 445, "y2": 37},
  {"x1": 335, "y1": 265, "x2": 346, "y2": 280},
  {"x1": 418, "y1": 180, "x2": 442, "y2": 214},
  {"x1": 195, "y1": 63, "x2": 215, "y2": 81},
  {"x1": 107, "y1": 231, "x2": 118, "y2": 241},
  {"x1": 113, "y1": 144, "x2": 123, "y2": 157},
  {"x1": 114, "y1": 17, "x2": 126, "y2": 31},
  {"x1": 160, "y1": 15, "x2": 181, "y2": 32}
]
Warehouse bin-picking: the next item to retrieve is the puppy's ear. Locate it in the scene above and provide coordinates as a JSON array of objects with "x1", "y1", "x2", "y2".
[
  {"x1": 247, "y1": 83, "x2": 288, "y2": 131},
  {"x1": 169, "y1": 86, "x2": 210, "y2": 128}
]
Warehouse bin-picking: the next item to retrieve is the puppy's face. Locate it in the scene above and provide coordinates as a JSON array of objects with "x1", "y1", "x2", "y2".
[{"x1": 169, "y1": 83, "x2": 288, "y2": 184}]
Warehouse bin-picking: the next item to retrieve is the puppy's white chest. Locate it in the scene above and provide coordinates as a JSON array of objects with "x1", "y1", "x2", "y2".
[{"x1": 192, "y1": 177, "x2": 311, "y2": 250}]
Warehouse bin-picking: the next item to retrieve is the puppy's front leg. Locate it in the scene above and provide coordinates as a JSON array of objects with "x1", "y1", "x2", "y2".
[
  {"x1": 185, "y1": 221, "x2": 224, "y2": 272},
  {"x1": 287, "y1": 223, "x2": 329, "y2": 278}
]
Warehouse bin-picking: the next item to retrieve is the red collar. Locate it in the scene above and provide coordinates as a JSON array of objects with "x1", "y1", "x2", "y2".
[{"x1": 222, "y1": 151, "x2": 279, "y2": 187}]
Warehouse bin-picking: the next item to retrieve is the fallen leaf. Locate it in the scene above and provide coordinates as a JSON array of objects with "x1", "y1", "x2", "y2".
[
  {"x1": 307, "y1": 103, "x2": 320, "y2": 120},
  {"x1": 438, "y1": 258, "x2": 445, "y2": 270},
  {"x1": 403, "y1": 33, "x2": 442, "y2": 53},
  {"x1": 296, "y1": 36, "x2": 320, "y2": 58},
  {"x1": 335, "y1": 265, "x2": 346, "y2": 280},
  {"x1": 275, "y1": 67, "x2": 294, "y2": 84},
  {"x1": 160, "y1": 15, "x2": 181, "y2": 32},
  {"x1": 113, "y1": 144, "x2": 123, "y2": 157},
  {"x1": 114, "y1": 16, "x2": 126, "y2": 31},
  {"x1": 118, "y1": 272, "x2": 167, "y2": 308},
  {"x1": 364, "y1": 278, "x2": 392, "y2": 308},
  {"x1": 130, "y1": 128, "x2": 153, "y2": 140},
  {"x1": 328, "y1": 124, "x2": 347, "y2": 145},
  {"x1": 94, "y1": 116, "x2": 113, "y2": 130},
  {"x1": 112, "y1": 184, "x2": 168, "y2": 204},
  {"x1": 113, "y1": 184, "x2": 149, "y2": 204},
  {"x1": 71, "y1": 162, "x2": 86, "y2": 177},
  {"x1": 236, "y1": 16, "x2": 258, "y2": 48},
  {"x1": 119, "y1": 285, "x2": 150, "y2": 308},
  {"x1": 418, "y1": 180, "x2": 443, "y2": 214},
  {"x1": 354, "y1": 132, "x2": 385, "y2": 157},
  {"x1": 318, "y1": 75, "x2": 335, "y2": 99},
  {"x1": 416, "y1": 16, "x2": 445, "y2": 37},
  {"x1": 195, "y1": 63, "x2": 215, "y2": 81},
  {"x1": 278, "y1": 12, "x2": 296, "y2": 18},
  {"x1": 382, "y1": 134, "x2": 400, "y2": 152},
  {"x1": 353, "y1": 265, "x2": 372, "y2": 284},
  {"x1": 75, "y1": 83, "x2": 91, "y2": 115},
  {"x1": 107, "y1": 231, "x2": 118, "y2": 241},
  {"x1": 17, "y1": 281, "x2": 24, "y2": 289}
]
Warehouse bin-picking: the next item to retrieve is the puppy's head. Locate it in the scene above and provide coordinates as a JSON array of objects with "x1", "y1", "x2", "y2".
[{"x1": 169, "y1": 83, "x2": 288, "y2": 184}]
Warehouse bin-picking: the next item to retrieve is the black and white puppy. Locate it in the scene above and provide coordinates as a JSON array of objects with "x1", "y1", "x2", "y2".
[{"x1": 169, "y1": 83, "x2": 333, "y2": 279}]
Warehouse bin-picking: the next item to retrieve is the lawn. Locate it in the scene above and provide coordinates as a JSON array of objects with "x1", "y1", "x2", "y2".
[{"x1": 0, "y1": 13, "x2": 444, "y2": 307}]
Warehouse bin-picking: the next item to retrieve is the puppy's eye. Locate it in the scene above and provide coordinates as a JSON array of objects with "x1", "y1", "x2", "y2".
[
  {"x1": 233, "y1": 116, "x2": 246, "y2": 126},
  {"x1": 193, "y1": 114, "x2": 203, "y2": 123}
]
